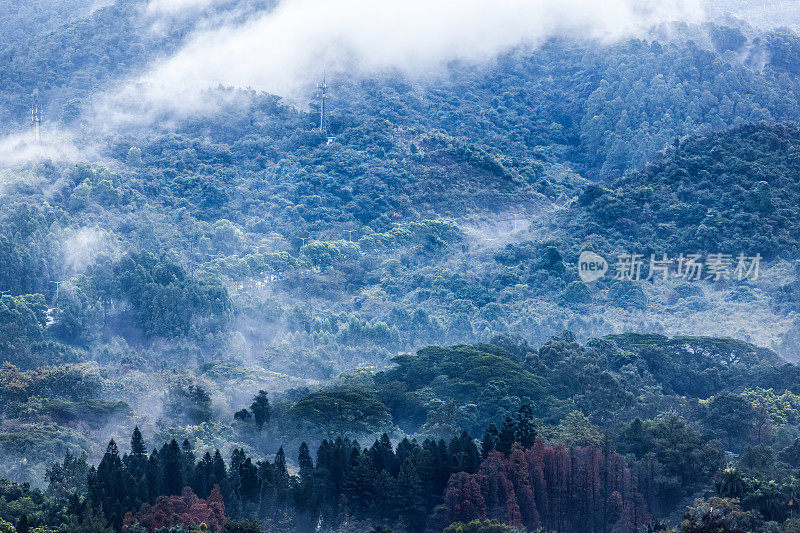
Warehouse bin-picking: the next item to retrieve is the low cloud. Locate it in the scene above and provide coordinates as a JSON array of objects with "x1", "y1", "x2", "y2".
[
  {"x1": 62, "y1": 227, "x2": 117, "y2": 275},
  {"x1": 132, "y1": 0, "x2": 705, "y2": 110},
  {"x1": 146, "y1": 0, "x2": 216, "y2": 15},
  {"x1": 0, "y1": 131, "x2": 82, "y2": 169}
]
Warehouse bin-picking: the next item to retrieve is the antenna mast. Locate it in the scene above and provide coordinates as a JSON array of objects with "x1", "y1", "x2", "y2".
[
  {"x1": 30, "y1": 101, "x2": 43, "y2": 143},
  {"x1": 317, "y1": 73, "x2": 328, "y2": 134}
]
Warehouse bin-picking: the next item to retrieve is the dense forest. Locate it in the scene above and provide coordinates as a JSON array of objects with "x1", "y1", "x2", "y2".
[{"x1": 3, "y1": 0, "x2": 800, "y2": 531}]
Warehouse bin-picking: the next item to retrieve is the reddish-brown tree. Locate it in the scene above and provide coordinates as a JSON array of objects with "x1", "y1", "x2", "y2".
[
  {"x1": 122, "y1": 485, "x2": 226, "y2": 532},
  {"x1": 479, "y1": 451, "x2": 523, "y2": 528},
  {"x1": 444, "y1": 441, "x2": 650, "y2": 533},
  {"x1": 445, "y1": 472, "x2": 487, "y2": 525}
]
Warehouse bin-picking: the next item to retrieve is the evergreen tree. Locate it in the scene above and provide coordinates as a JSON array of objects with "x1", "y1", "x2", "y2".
[
  {"x1": 369, "y1": 433, "x2": 396, "y2": 474},
  {"x1": 145, "y1": 450, "x2": 160, "y2": 502},
  {"x1": 298, "y1": 442, "x2": 314, "y2": 471},
  {"x1": 126, "y1": 427, "x2": 148, "y2": 480},
  {"x1": 274, "y1": 446, "x2": 291, "y2": 514},
  {"x1": 497, "y1": 417, "x2": 516, "y2": 456},
  {"x1": 160, "y1": 439, "x2": 184, "y2": 496},
  {"x1": 450, "y1": 432, "x2": 480, "y2": 474},
  {"x1": 514, "y1": 405, "x2": 537, "y2": 449},
  {"x1": 89, "y1": 440, "x2": 126, "y2": 528},
  {"x1": 239, "y1": 457, "x2": 261, "y2": 507},
  {"x1": 193, "y1": 452, "x2": 214, "y2": 498},
  {"x1": 397, "y1": 458, "x2": 425, "y2": 531},
  {"x1": 181, "y1": 438, "x2": 196, "y2": 486}
]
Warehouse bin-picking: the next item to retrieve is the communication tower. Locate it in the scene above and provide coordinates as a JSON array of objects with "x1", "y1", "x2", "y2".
[{"x1": 31, "y1": 101, "x2": 43, "y2": 142}]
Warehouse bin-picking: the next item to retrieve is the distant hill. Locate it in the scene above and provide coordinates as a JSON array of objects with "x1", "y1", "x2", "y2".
[{"x1": 567, "y1": 123, "x2": 800, "y2": 259}]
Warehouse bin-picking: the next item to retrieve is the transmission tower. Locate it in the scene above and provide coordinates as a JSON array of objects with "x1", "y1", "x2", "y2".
[
  {"x1": 30, "y1": 101, "x2": 43, "y2": 143},
  {"x1": 316, "y1": 73, "x2": 329, "y2": 134}
]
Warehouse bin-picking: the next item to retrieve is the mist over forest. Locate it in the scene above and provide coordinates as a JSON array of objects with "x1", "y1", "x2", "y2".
[{"x1": 3, "y1": 0, "x2": 800, "y2": 532}]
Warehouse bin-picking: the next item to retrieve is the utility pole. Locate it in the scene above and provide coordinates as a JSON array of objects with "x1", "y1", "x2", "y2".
[
  {"x1": 346, "y1": 230, "x2": 354, "y2": 242},
  {"x1": 511, "y1": 213, "x2": 519, "y2": 232},
  {"x1": 317, "y1": 73, "x2": 329, "y2": 134},
  {"x1": 188, "y1": 241, "x2": 196, "y2": 282},
  {"x1": 299, "y1": 237, "x2": 308, "y2": 248}
]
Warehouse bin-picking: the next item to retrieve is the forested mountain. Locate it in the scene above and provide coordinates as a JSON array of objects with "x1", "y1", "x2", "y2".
[
  {"x1": 3, "y1": 0, "x2": 800, "y2": 531},
  {"x1": 565, "y1": 123, "x2": 800, "y2": 257}
]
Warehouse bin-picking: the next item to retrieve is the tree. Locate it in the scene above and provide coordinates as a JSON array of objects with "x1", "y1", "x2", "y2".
[
  {"x1": 234, "y1": 409, "x2": 252, "y2": 423},
  {"x1": 166, "y1": 384, "x2": 213, "y2": 425},
  {"x1": 716, "y1": 468, "x2": 746, "y2": 499},
  {"x1": 291, "y1": 389, "x2": 390, "y2": 437},
  {"x1": 89, "y1": 440, "x2": 126, "y2": 528},
  {"x1": 497, "y1": 418, "x2": 516, "y2": 456},
  {"x1": 704, "y1": 392, "x2": 758, "y2": 452},
  {"x1": 126, "y1": 147, "x2": 142, "y2": 167},
  {"x1": 679, "y1": 497, "x2": 754, "y2": 533},
  {"x1": 250, "y1": 391, "x2": 271, "y2": 430},
  {"x1": 122, "y1": 486, "x2": 226, "y2": 531},
  {"x1": 443, "y1": 519, "x2": 522, "y2": 533},
  {"x1": 445, "y1": 472, "x2": 487, "y2": 525},
  {"x1": 222, "y1": 519, "x2": 262, "y2": 532},
  {"x1": 513, "y1": 405, "x2": 536, "y2": 450},
  {"x1": 47, "y1": 451, "x2": 91, "y2": 501},
  {"x1": 160, "y1": 440, "x2": 184, "y2": 496},
  {"x1": 482, "y1": 425, "x2": 498, "y2": 459},
  {"x1": 555, "y1": 411, "x2": 601, "y2": 447},
  {"x1": 64, "y1": 504, "x2": 115, "y2": 533},
  {"x1": 397, "y1": 458, "x2": 425, "y2": 530},
  {"x1": 126, "y1": 427, "x2": 148, "y2": 480}
]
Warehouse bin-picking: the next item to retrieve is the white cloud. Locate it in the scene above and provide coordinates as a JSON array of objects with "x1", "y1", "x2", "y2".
[
  {"x1": 146, "y1": 0, "x2": 215, "y2": 15},
  {"x1": 0, "y1": 131, "x2": 82, "y2": 168},
  {"x1": 62, "y1": 227, "x2": 117, "y2": 274},
  {"x1": 137, "y1": 0, "x2": 705, "y2": 105}
]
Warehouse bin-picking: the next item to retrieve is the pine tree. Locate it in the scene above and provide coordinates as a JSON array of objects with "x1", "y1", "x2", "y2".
[
  {"x1": 343, "y1": 452, "x2": 376, "y2": 519},
  {"x1": 396, "y1": 458, "x2": 425, "y2": 531},
  {"x1": 239, "y1": 457, "x2": 261, "y2": 506},
  {"x1": 274, "y1": 447, "x2": 291, "y2": 514},
  {"x1": 369, "y1": 434, "x2": 396, "y2": 474},
  {"x1": 212, "y1": 449, "x2": 228, "y2": 490},
  {"x1": 498, "y1": 417, "x2": 517, "y2": 456},
  {"x1": 298, "y1": 442, "x2": 314, "y2": 471},
  {"x1": 445, "y1": 472, "x2": 486, "y2": 524},
  {"x1": 130, "y1": 427, "x2": 147, "y2": 456},
  {"x1": 181, "y1": 438, "x2": 196, "y2": 486},
  {"x1": 160, "y1": 439, "x2": 184, "y2": 496},
  {"x1": 514, "y1": 405, "x2": 537, "y2": 449},
  {"x1": 90, "y1": 440, "x2": 126, "y2": 528},
  {"x1": 450, "y1": 432, "x2": 480, "y2": 474},
  {"x1": 480, "y1": 451, "x2": 523, "y2": 528},
  {"x1": 294, "y1": 442, "x2": 317, "y2": 524},
  {"x1": 126, "y1": 427, "x2": 148, "y2": 480},
  {"x1": 146, "y1": 450, "x2": 160, "y2": 502},
  {"x1": 506, "y1": 447, "x2": 540, "y2": 530},
  {"x1": 193, "y1": 452, "x2": 214, "y2": 498}
]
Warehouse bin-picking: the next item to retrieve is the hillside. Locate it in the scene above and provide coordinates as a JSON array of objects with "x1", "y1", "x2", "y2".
[
  {"x1": 3, "y1": 1, "x2": 800, "y2": 532},
  {"x1": 567, "y1": 123, "x2": 800, "y2": 258}
]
